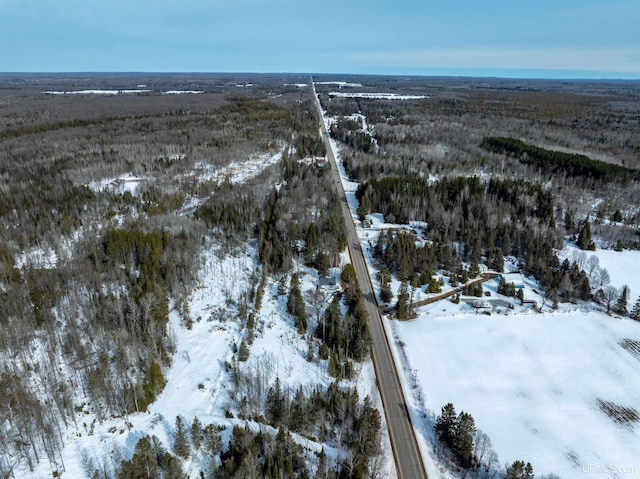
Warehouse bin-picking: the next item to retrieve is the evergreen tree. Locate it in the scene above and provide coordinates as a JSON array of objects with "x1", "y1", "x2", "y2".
[
  {"x1": 160, "y1": 451, "x2": 185, "y2": 479},
  {"x1": 289, "y1": 386, "x2": 307, "y2": 433},
  {"x1": 118, "y1": 436, "x2": 159, "y2": 479},
  {"x1": 504, "y1": 460, "x2": 534, "y2": 479},
  {"x1": 202, "y1": 424, "x2": 221, "y2": 457},
  {"x1": 615, "y1": 285, "x2": 629, "y2": 315},
  {"x1": 631, "y1": 297, "x2": 640, "y2": 321},
  {"x1": 469, "y1": 261, "x2": 481, "y2": 278},
  {"x1": 287, "y1": 273, "x2": 307, "y2": 333},
  {"x1": 454, "y1": 412, "x2": 476, "y2": 468},
  {"x1": 396, "y1": 281, "x2": 412, "y2": 319},
  {"x1": 191, "y1": 417, "x2": 202, "y2": 451},
  {"x1": 315, "y1": 448, "x2": 328, "y2": 479},
  {"x1": 173, "y1": 416, "x2": 190, "y2": 459},
  {"x1": 379, "y1": 283, "x2": 393, "y2": 304},
  {"x1": 341, "y1": 263, "x2": 358, "y2": 284},
  {"x1": 577, "y1": 219, "x2": 595, "y2": 250},
  {"x1": 238, "y1": 339, "x2": 250, "y2": 361},
  {"x1": 266, "y1": 377, "x2": 287, "y2": 426},
  {"x1": 564, "y1": 210, "x2": 575, "y2": 232},
  {"x1": 435, "y1": 403, "x2": 458, "y2": 447},
  {"x1": 492, "y1": 249, "x2": 505, "y2": 273}
]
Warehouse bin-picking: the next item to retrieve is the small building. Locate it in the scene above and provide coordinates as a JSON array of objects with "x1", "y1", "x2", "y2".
[
  {"x1": 473, "y1": 300, "x2": 491, "y2": 309},
  {"x1": 318, "y1": 276, "x2": 337, "y2": 288}
]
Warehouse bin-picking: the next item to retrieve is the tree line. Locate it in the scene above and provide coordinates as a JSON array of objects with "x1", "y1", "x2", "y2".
[{"x1": 481, "y1": 136, "x2": 640, "y2": 183}]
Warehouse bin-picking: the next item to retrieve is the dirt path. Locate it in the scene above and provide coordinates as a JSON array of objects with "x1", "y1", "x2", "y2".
[{"x1": 411, "y1": 272, "x2": 498, "y2": 309}]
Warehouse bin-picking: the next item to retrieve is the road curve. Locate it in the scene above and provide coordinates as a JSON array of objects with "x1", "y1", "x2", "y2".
[{"x1": 312, "y1": 83, "x2": 428, "y2": 479}]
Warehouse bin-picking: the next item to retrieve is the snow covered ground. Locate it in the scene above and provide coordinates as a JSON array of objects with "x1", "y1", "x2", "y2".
[
  {"x1": 87, "y1": 175, "x2": 151, "y2": 196},
  {"x1": 560, "y1": 243, "x2": 640, "y2": 302},
  {"x1": 392, "y1": 308, "x2": 640, "y2": 478},
  {"x1": 43, "y1": 89, "x2": 204, "y2": 95},
  {"x1": 328, "y1": 91, "x2": 427, "y2": 100},
  {"x1": 22, "y1": 242, "x2": 396, "y2": 478},
  {"x1": 43, "y1": 89, "x2": 152, "y2": 95}
]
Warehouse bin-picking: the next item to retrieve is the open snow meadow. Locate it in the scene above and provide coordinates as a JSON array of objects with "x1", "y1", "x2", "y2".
[{"x1": 392, "y1": 305, "x2": 640, "y2": 478}]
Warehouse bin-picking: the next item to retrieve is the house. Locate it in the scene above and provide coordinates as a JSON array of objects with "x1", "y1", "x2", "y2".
[
  {"x1": 473, "y1": 300, "x2": 491, "y2": 309},
  {"x1": 318, "y1": 276, "x2": 337, "y2": 287}
]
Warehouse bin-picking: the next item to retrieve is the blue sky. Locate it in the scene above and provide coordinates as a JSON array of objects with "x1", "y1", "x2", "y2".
[{"x1": 0, "y1": 0, "x2": 638, "y2": 78}]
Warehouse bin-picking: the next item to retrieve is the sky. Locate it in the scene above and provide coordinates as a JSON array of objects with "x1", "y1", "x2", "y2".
[{"x1": 0, "y1": 0, "x2": 638, "y2": 79}]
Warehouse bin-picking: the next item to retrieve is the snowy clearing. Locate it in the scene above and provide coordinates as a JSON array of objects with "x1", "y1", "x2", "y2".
[
  {"x1": 43, "y1": 89, "x2": 152, "y2": 95},
  {"x1": 392, "y1": 309, "x2": 640, "y2": 478},
  {"x1": 328, "y1": 91, "x2": 427, "y2": 100},
  {"x1": 87, "y1": 175, "x2": 151, "y2": 196},
  {"x1": 315, "y1": 81, "x2": 363, "y2": 87},
  {"x1": 560, "y1": 243, "x2": 640, "y2": 301}
]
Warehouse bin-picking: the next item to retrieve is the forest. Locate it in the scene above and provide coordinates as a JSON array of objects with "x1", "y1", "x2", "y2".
[
  {"x1": 0, "y1": 74, "x2": 381, "y2": 478},
  {"x1": 1, "y1": 73, "x2": 639, "y2": 479}
]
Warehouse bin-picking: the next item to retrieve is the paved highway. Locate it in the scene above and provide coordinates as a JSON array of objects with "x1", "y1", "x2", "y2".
[{"x1": 313, "y1": 84, "x2": 428, "y2": 479}]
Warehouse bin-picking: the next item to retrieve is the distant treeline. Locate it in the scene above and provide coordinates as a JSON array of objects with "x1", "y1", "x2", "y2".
[
  {"x1": 481, "y1": 136, "x2": 640, "y2": 182},
  {"x1": 0, "y1": 116, "x2": 132, "y2": 142}
]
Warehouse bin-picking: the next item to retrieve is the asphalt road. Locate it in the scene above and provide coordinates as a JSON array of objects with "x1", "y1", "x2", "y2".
[{"x1": 313, "y1": 85, "x2": 427, "y2": 479}]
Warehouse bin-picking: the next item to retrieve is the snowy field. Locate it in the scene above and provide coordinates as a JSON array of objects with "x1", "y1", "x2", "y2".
[
  {"x1": 560, "y1": 243, "x2": 640, "y2": 302},
  {"x1": 328, "y1": 91, "x2": 427, "y2": 100},
  {"x1": 43, "y1": 89, "x2": 203, "y2": 95},
  {"x1": 392, "y1": 308, "x2": 640, "y2": 478}
]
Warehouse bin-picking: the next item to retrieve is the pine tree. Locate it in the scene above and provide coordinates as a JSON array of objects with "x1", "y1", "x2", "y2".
[
  {"x1": 615, "y1": 285, "x2": 629, "y2": 315},
  {"x1": 266, "y1": 377, "x2": 287, "y2": 426},
  {"x1": 238, "y1": 339, "x2": 250, "y2": 361},
  {"x1": 492, "y1": 249, "x2": 504, "y2": 273},
  {"x1": 315, "y1": 448, "x2": 328, "y2": 479},
  {"x1": 191, "y1": 417, "x2": 202, "y2": 451},
  {"x1": 287, "y1": 273, "x2": 307, "y2": 333},
  {"x1": 435, "y1": 403, "x2": 458, "y2": 448},
  {"x1": 469, "y1": 261, "x2": 480, "y2": 278},
  {"x1": 173, "y1": 416, "x2": 190, "y2": 459},
  {"x1": 380, "y1": 283, "x2": 393, "y2": 303},
  {"x1": 341, "y1": 263, "x2": 357, "y2": 284},
  {"x1": 202, "y1": 424, "x2": 221, "y2": 456},
  {"x1": 396, "y1": 281, "x2": 412, "y2": 319},
  {"x1": 289, "y1": 386, "x2": 307, "y2": 433},
  {"x1": 631, "y1": 297, "x2": 640, "y2": 321},
  {"x1": 577, "y1": 219, "x2": 595, "y2": 250},
  {"x1": 132, "y1": 436, "x2": 159, "y2": 478},
  {"x1": 504, "y1": 460, "x2": 534, "y2": 479},
  {"x1": 454, "y1": 412, "x2": 476, "y2": 468}
]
